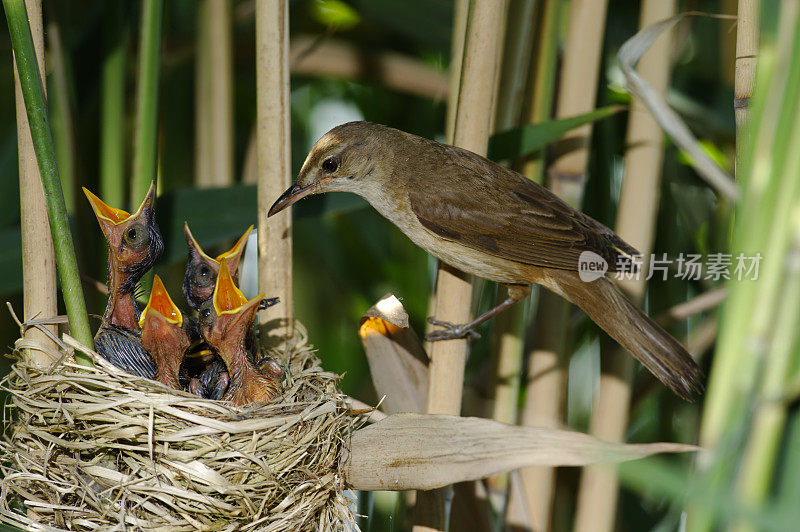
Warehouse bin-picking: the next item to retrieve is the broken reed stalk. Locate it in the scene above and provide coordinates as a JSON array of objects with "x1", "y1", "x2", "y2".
[
  {"x1": 130, "y1": 0, "x2": 163, "y2": 205},
  {"x1": 573, "y1": 2, "x2": 677, "y2": 532},
  {"x1": 414, "y1": 1, "x2": 507, "y2": 531},
  {"x1": 4, "y1": 0, "x2": 93, "y2": 362},
  {"x1": 10, "y1": 0, "x2": 57, "y2": 368},
  {"x1": 513, "y1": 0, "x2": 610, "y2": 529},
  {"x1": 255, "y1": 0, "x2": 293, "y2": 340},
  {"x1": 195, "y1": 0, "x2": 234, "y2": 188},
  {"x1": 100, "y1": 0, "x2": 128, "y2": 209},
  {"x1": 486, "y1": 0, "x2": 537, "y2": 495},
  {"x1": 734, "y1": 0, "x2": 759, "y2": 132}
]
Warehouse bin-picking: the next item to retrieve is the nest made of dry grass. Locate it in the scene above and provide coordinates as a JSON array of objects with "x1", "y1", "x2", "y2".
[{"x1": 0, "y1": 324, "x2": 361, "y2": 531}]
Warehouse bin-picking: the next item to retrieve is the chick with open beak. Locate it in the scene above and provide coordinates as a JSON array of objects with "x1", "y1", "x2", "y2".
[
  {"x1": 181, "y1": 224, "x2": 256, "y2": 399},
  {"x1": 83, "y1": 181, "x2": 163, "y2": 378},
  {"x1": 139, "y1": 275, "x2": 190, "y2": 389},
  {"x1": 182, "y1": 223, "x2": 252, "y2": 310},
  {"x1": 198, "y1": 261, "x2": 283, "y2": 406}
]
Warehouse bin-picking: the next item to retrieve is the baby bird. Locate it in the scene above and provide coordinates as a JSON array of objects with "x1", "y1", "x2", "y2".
[
  {"x1": 199, "y1": 260, "x2": 283, "y2": 406},
  {"x1": 84, "y1": 182, "x2": 163, "y2": 378},
  {"x1": 139, "y1": 275, "x2": 190, "y2": 389},
  {"x1": 181, "y1": 224, "x2": 252, "y2": 399},
  {"x1": 182, "y1": 223, "x2": 252, "y2": 310}
]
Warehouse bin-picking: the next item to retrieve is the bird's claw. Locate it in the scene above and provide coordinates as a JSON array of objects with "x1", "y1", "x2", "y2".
[
  {"x1": 258, "y1": 297, "x2": 280, "y2": 310},
  {"x1": 425, "y1": 318, "x2": 480, "y2": 342}
]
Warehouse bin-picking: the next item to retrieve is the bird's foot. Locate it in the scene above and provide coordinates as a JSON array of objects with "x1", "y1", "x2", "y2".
[
  {"x1": 425, "y1": 318, "x2": 480, "y2": 342},
  {"x1": 258, "y1": 297, "x2": 280, "y2": 310}
]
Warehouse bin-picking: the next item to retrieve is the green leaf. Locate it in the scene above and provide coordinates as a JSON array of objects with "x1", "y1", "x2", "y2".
[
  {"x1": 312, "y1": 0, "x2": 361, "y2": 30},
  {"x1": 487, "y1": 105, "x2": 624, "y2": 162}
]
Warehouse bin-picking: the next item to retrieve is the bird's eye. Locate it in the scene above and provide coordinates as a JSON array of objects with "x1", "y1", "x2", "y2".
[
  {"x1": 193, "y1": 263, "x2": 215, "y2": 287},
  {"x1": 322, "y1": 157, "x2": 338, "y2": 173},
  {"x1": 201, "y1": 308, "x2": 211, "y2": 319},
  {"x1": 123, "y1": 222, "x2": 150, "y2": 249}
]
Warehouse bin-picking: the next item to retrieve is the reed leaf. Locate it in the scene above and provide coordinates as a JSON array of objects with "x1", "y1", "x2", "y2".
[
  {"x1": 344, "y1": 413, "x2": 698, "y2": 491},
  {"x1": 487, "y1": 106, "x2": 623, "y2": 162}
]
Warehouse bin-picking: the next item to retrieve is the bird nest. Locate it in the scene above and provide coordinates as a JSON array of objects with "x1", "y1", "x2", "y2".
[{"x1": 0, "y1": 324, "x2": 362, "y2": 531}]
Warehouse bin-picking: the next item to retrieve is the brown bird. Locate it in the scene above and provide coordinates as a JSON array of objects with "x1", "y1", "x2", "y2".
[
  {"x1": 268, "y1": 121, "x2": 702, "y2": 399},
  {"x1": 139, "y1": 275, "x2": 190, "y2": 389},
  {"x1": 182, "y1": 223, "x2": 252, "y2": 310},
  {"x1": 84, "y1": 182, "x2": 163, "y2": 379},
  {"x1": 199, "y1": 260, "x2": 283, "y2": 406}
]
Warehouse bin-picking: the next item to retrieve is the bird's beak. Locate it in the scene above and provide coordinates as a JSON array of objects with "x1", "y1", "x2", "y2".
[
  {"x1": 83, "y1": 181, "x2": 157, "y2": 228},
  {"x1": 268, "y1": 178, "x2": 331, "y2": 217},
  {"x1": 215, "y1": 224, "x2": 253, "y2": 275},
  {"x1": 139, "y1": 274, "x2": 183, "y2": 328},
  {"x1": 213, "y1": 260, "x2": 264, "y2": 335},
  {"x1": 183, "y1": 222, "x2": 215, "y2": 262},
  {"x1": 83, "y1": 188, "x2": 133, "y2": 226}
]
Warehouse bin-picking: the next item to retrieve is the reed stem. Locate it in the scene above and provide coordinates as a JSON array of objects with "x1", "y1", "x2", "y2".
[
  {"x1": 415, "y1": 1, "x2": 507, "y2": 530},
  {"x1": 574, "y1": 2, "x2": 676, "y2": 531},
  {"x1": 4, "y1": 0, "x2": 94, "y2": 361},
  {"x1": 255, "y1": 0, "x2": 293, "y2": 341},
  {"x1": 131, "y1": 0, "x2": 163, "y2": 206},
  {"x1": 100, "y1": 0, "x2": 128, "y2": 209}
]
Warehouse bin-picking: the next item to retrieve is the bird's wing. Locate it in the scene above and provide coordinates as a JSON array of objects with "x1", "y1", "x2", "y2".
[{"x1": 407, "y1": 150, "x2": 638, "y2": 272}]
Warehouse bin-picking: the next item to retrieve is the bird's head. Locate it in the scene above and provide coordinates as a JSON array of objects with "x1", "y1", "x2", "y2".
[
  {"x1": 182, "y1": 223, "x2": 252, "y2": 309},
  {"x1": 83, "y1": 181, "x2": 164, "y2": 292},
  {"x1": 268, "y1": 121, "x2": 392, "y2": 216},
  {"x1": 139, "y1": 275, "x2": 188, "y2": 356},
  {"x1": 200, "y1": 260, "x2": 263, "y2": 353}
]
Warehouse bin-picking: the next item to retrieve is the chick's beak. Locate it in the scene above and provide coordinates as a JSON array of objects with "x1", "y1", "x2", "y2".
[
  {"x1": 140, "y1": 274, "x2": 183, "y2": 328},
  {"x1": 212, "y1": 260, "x2": 265, "y2": 336},
  {"x1": 213, "y1": 260, "x2": 249, "y2": 316},
  {"x1": 83, "y1": 187, "x2": 132, "y2": 225},
  {"x1": 216, "y1": 224, "x2": 253, "y2": 275},
  {"x1": 83, "y1": 181, "x2": 157, "y2": 226},
  {"x1": 268, "y1": 177, "x2": 331, "y2": 217}
]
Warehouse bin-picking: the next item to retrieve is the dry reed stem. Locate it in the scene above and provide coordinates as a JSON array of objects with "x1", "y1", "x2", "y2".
[
  {"x1": 573, "y1": 2, "x2": 677, "y2": 532},
  {"x1": 256, "y1": 0, "x2": 293, "y2": 342},
  {"x1": 416, "y1": 1, "x2": 506, "y2": 530},
  {"x1": 486, "y1": 0, "x2": 536, "y2": 496},
  {"x1": 0, "y1": 324, "x2": 360, "y2": 531},
  {"x1": 513, "y1": 1, "x2": 610, "y2": 529},
  {"x1": 195, "y1": 0, "x2": 234, "y2": 188},
  {"x1": 15, "y1": 0, "x2": 58, "y2": 368}
]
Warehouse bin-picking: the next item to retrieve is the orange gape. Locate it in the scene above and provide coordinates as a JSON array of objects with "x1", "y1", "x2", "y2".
[{"x1": 139, "y1": 275, "x2": 190, "y2": 390}]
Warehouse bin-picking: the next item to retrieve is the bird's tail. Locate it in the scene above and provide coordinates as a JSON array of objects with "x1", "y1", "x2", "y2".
[{"x1": 545, "y1": 272, "x2": 703, "y2": 400}]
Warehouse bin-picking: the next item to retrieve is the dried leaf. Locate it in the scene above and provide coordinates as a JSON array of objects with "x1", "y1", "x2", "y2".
[
  {"x1": 618, "y1": 12, "x2": 738, "y2": 199},
  {"x1": 343, "y1": 413, "x2": 700, "y2": 491},
  {"x1": 359, "y1": 294, "x2": 428, "y2": 415}
]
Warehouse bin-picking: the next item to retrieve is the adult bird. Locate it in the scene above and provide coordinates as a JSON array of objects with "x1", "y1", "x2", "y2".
[
  {"x1": 84, "y1": 182, "x2": 163, "y2": 378},
  {"x1": 199, "y1": 261, "x2": 283, "y2": 406},
  {"x1": 268, "y1": 121, "x2": 702, "y2": 399},
  {"x1": 139, "y1": 275, "x2": 191, "y2": 390}
]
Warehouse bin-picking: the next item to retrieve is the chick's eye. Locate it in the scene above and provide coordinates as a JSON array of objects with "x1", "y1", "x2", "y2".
[
  {"x1": 201, "y1": 308, "x2": 211, "y2": 319},
  {"x1": 123, "y1": 222, "x2": 150, "y2": 249},
  {"x1": 322, "y1": 157, "x2": 338, "y2": 173},
  {"x1": 193, "y1": 263, "x2": 215, "y2": 287}
]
